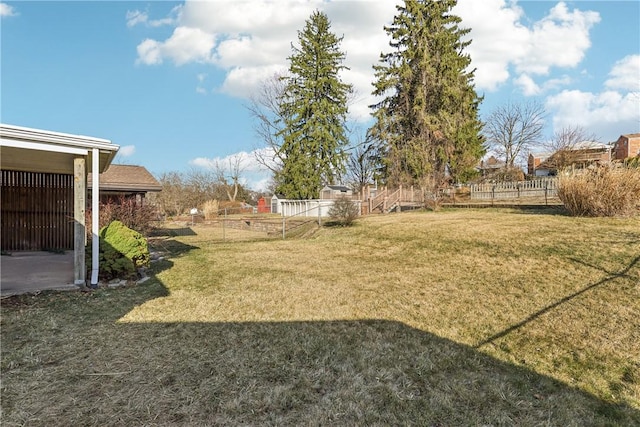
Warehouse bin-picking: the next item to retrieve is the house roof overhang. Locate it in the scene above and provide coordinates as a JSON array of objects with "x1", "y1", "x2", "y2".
[
  {"x1": 0, "y1": 124, "x2": 119, "y2": 174},
  {"x1": 87, "y1": 164, "x2": 162, "y2": 193}
]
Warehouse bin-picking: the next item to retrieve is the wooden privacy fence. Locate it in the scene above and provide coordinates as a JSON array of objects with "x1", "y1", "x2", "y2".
[
  {"x1": 470, "y1": 178, "x2": 558, "y2": 201},
  {"x1": 1, "y1": 170, "x2": 74, "y2": 251}
]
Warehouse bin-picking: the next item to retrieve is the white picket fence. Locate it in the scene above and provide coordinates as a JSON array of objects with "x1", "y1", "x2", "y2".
[
  {"x1": 470, "y1": 178, "x2": 558, "y2": 200},
  {"x1": 275, "y1": 199, "x2": 363, "y2": 218}
]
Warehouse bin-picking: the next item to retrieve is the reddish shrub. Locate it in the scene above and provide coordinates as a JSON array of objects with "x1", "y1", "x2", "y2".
[{"x1": 86, "y1": 196, "x2": 158, "y2": 237}]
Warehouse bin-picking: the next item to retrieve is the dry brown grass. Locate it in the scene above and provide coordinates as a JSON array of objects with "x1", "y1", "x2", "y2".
[
  {"x1": 2, "y1": 209, "x2": 639, "y2": 425},
  {"x1": 558, "y1": 166, "x2": 640, "y2": 217}
]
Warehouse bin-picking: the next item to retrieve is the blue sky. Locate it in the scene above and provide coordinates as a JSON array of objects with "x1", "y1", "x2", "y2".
[{"x1": 2, "y1": 1, "x2": 639, "y2": 190}]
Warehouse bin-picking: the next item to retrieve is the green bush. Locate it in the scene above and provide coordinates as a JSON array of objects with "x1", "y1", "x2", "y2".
[
  {"x1": 557, "y1": 166, "x2": 640, "y2": 217},
  {"x1": 624, "y1": 156, "x2": 640, "y2": 168},
  {"x1": 328, "y1": 196, "x2": 359, "y2": 226},
  {"x1": 87, "y1": 220, "x2": 150, "y2": 280}
]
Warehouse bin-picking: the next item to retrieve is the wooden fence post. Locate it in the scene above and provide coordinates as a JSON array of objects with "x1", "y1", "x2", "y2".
[{"x1": 544, "y1": 182, "x2": 548, "y2": 206}]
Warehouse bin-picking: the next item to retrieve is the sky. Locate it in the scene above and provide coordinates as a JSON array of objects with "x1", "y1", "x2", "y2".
[{"x1": 1, "y1": 0, "x2": 639, "y2": 191}]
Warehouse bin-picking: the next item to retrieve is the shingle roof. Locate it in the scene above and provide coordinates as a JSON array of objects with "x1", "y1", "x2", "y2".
[
  {"x1": 572, "y1": 140, "x2": 609, "y2": 150},
  {"x1": 88, "y1": 164, "x2": 161, "y2": 192},
  {"x1": 324, "y1": 185, "x2": 351, "y2": 192},
  {"x1": 622, "y1": 133, "x2": 640, "y2": 138}
]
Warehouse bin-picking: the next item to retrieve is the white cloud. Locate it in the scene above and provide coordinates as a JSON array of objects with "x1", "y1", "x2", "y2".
[
  {"x1": 136, "y1": 39, "x2": 163, "y2": 65},
  {"x1": 219, "y1": 64, "x2": 286, "y2": 98},
  {"x1": 546, "y1": 90, "x2": 639, "y2": 140},
  {"x1": 136, "y1": 27, "x2": 216, "y2": 66},
  {"x1": 453, "y1": 0, "x2": 529, "y2": 91},
  {"x1": 605, "y1": 54, "x2": 640, "y2": 92},
  {"x1": 454, "y1": 0, "x2": 599, "y2": 92},
  {"x1": 134, "y1": 0, "x2": 394, "y2": 121},
  {"x1": 190, "y1": 149, "x2": 275, "y2": 191},
  {"x1": 118, "y1": 145, "x2": 136, "y2": 157},
  {"x1": 250, "y1": 177, "x2": 271, "y2": 192},
  {"x1": 126, "y1": 10, "x2": 148, "y2": 28},
  {"x1": 514, "y1": 74, "x2": 540, "y2": 96},
  {"x1": 514, "y1": 74, "x2": 572, "y2": 96},
  {"x1": 515, "y1": 2, "x2": 600, "y2": 75},
  {"x1": 546, "y1": 55, "x2": 640, "y2": 140},
  {"x1": 190, "y1": 149, "x2": 270, "y2": 173},
  {"x1": 0, "y1": 2, "x2": 17, "y2": 17},
  {"x1": 133, "y1": 0, "x2": 601, "y2": 117},
  {"x1": 126, "y1": 6, "x2": 179, "y2": 28},
  {"x1": 149, "y1": 17, "x2": 178, "y2": 28},
  {"x1": 196, "y1": 73, "x2": 208, "y2": 94}
]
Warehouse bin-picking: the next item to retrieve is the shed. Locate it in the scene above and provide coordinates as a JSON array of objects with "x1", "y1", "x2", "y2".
[
  {"x1": 320, "y1": 185, "x2": 352, "y2": 200},
  {"x1": 257, "y1": 196, "x2": 271, "y2": 213},
  {"x1": 1, "y1": 124, "x2": 119, "y2": 285},
  {"x1": 271, "y1": 194, "x2": 282, "y2": 214}
]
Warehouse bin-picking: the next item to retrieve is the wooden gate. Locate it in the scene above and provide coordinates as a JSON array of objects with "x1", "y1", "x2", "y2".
[{"x1": 1, "y1": 170, "x2": 74, "y2": 251}]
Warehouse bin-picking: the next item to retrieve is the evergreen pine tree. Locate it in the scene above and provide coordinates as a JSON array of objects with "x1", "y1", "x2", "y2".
[
  {"x1": 369, "y1": 0, "x2": 484, "y2": 189},
  {"x1": 275, "y1": 11, "x2": 353, "y2": 199}
]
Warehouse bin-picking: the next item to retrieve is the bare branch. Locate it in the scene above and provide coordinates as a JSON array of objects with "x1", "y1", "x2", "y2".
[
  {"x1": 543, "y1": 125, "x2": 602, "y2": 171},
  {"x1": 246, "y1": 73, "x2": 288, "y2": 173},
  {"x1": 484, "y1": 100, "x2": 546, "y2": 167},
  {"x1": 210, "y1": 153, "x2": 247, "y2": 202},
  {"x1": 345, "y1": 137, "x2": 376, "y2": 193}
]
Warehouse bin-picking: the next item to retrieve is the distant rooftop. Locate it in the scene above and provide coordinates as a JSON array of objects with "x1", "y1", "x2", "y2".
[
  {"x1": 572, "y1": 140, "x2": 610, "y2": 150},
  {"x1": 88, "y1": 164, "x2": 161, "y2": 192}
]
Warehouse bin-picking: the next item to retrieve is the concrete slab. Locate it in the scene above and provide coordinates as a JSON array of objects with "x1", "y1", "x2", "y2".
[{"x1": 0, "y1": 252, "x2": 79, "y2": 296}]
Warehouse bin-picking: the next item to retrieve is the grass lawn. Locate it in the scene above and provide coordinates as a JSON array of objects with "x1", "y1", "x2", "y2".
[{"x1": 1, "y1": 208, "x2": 639, "y2": 426}]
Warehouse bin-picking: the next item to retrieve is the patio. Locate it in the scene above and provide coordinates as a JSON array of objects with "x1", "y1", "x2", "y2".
[{"x1": 0, "y1": 251, "x2": 77, "y2": 296}]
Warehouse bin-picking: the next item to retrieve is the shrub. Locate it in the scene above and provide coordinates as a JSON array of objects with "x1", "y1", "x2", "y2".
[
  {"x1": 86, "y1": 196, "x2": 158, "y2": 238},
  {"x1": 624, "y1": 156, "x2": 640, "y2": 168},
  {"x1": 202, "y1": 199, "x2": 219, "y2": 220},
  {"x1": 219, "y1": 200, "x2": 253, "y2": 215},
  {"x1": 557, "y1": 165, "x2": 640, "y2": 217},
  {"x1": 482, "y1": 166, "x2": 525, "y2": 183},
  {"x1": 328, "y1": 196, "x2": 359, "y2": 226},
  {"x1": 87, "y1": 220, "x2": 150, "y2": 280}
]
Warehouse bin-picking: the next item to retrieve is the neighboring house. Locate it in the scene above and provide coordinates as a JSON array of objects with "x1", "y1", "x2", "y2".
[
  {"x1": 478, "y1": 156, "x2": 506, "y2": 176},
  {"x1": 320, "y1": 185, "x2": 352, "y2": 199},
  {"x1": 613, "y1": 133, "x2": 640, "y2": 160},
  {"x1": 87, "y1": 164, "x2": 161, "y2": 206},
  {"x1": 0, "y1": 124, "x2": 119, "y2": 285},
  {"x1": 527, "y1": 153, "x2": 552, "y2": 176},
  {"x1": 528, "y1": 141, "x2": 612, "y2": 176}
]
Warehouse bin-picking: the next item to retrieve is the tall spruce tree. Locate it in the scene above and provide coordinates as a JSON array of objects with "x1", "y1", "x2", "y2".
[
  {"x1": 275, "y1": 10, "x2": 352, "y2": 199},
  {"x1": 369, "y1": 0, "x2": 484, "y2": 189}
]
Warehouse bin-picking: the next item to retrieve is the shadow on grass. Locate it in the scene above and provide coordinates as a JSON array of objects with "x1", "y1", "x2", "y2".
[
  {"x1": 475, "y1": 254, "x2": 640, "y2": 349},
  {"x1": 149, "y1": 227, "x2": 198, "y2": 237},
  {"x1": 515, "y1": 205, "x2": 570, "y2": 216},
  {"x1": 1, "y1": 278, "x2": 638, "y2": 426}
]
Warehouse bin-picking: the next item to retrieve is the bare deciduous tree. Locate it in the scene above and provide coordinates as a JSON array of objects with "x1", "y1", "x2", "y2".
[
  {"x1": 485, "y1": 101, "x2": 546, "y2": 168},
  {"x1": 154, "y1": 169, "x2": 220, "y2": 216},
  {"x1": 544, "y1": 125, "x2": 601, "y2": 171},
  {"x1": 345, "y1": 141, "x2": 377, "y2": 193},
  {"x1": 214, "y1": 153, "x2": 247, "y2": 202},
  {"x1": 246, "y1": 73, "x2": 288, "y2": 174},
  {"x1": 154, "y1": 171, "x2": 194, "y2": 217}
]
